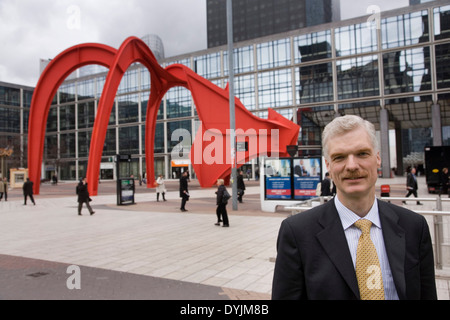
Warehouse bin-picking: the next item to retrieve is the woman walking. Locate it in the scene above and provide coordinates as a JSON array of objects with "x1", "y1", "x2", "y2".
[
  {"x1": 156, "y1": 174, "x2": 167, "y2": 201},
  {"x1": 215, "y1": 179, "x2": 229, "y2": 227}
]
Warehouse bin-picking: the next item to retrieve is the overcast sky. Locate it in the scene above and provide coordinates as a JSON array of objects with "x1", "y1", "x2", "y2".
[{"x1": 0, "y1": 0, "x2": 408, "y2": 87}]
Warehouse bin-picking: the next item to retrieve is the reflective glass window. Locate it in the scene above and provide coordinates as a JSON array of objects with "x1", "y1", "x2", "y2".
[
  {"x1": 141, "y1": 69, "x2": 151, "y2": 90},
  {"x1": 166, "y1": 87, "x2": 192, "y2": 119},
  {"x1": 78, "y1": 131, "x2": 91, "y2": 158},
  {"x1": 381, "y1": 10, "x2": 429, "y2": 49},
  {"x1": 118, "y1": 94, "x2": 139, "y2": 124},
  {"x1": 294, "y1": 30, "x2": 332, "y2": 63},
  {"x1": 336, "y1": 55, "x2": 379, "y2": 99},
  {"x1": 0, "y1": 107, "x2": 20, "y2": 133},
  {"x1": 194, "y1": 52, "x2": 222, "y2": 78},
  {"x1": 102, "y1": 128, "x2": 116, "y2": 156},
  {"x1": 59, "y1": 83, "x2": 76, "y2": 103},
  {"x1": 24, "y1": 90, "x2": 34, "y2": 107},
  {"x1": 96, "y1": 76, "x2": 106, "y2": 97},
  {"x1": 438, "y1": 93, "x2": 450, "y2": 129},
  {"x1": 383, "y1": 47, "x2": 432, "y2": 94},
  {"x1": 385, "y1": 95, "x2": 433, "y2": 127},
  {"x1": 119, "y1": 126, "x2": 139, "y2": 155},
  {"x1": 235, "y1": 74, "x2": 256, "y2": 110},
  {"x1": 155, "y1": 122, "x2": 165, "y2": 154},
  {"x1": 141, "y1": 92, "x2": 163, "y2": 122},
  {"x1": 59, "y1": 104, "x2": 76, "y2": 131},
  {"x1": 167, "y1": 120, "x2": 191, "y2": 154},
  {"x1": 335, "y1": 23, "x2": 377, "y2": 56},
  {"x1": 118, "y1": 69, "x2": 139, "y2": 94},
  {"x1": 338, "y1": 100, "x2": 381, "y2": 126},
  {"x1": 46, "y1": 107, "x2": 58, "y2": 132},
  {"x1": 296, "y1": 105, "x2": 334, "y2": 142},
  {"x1": 434, "y1": 5, "x2": 450, "y2": 40},
  {"x1": 257, "y1": 38, "x2": 291, "y2": 70},
  {"x1": 436, "y1": 43, "x2": 450, "y2": 89},
  {"x1": 60, "y1": 161, "x2": 76, "y2": 180},
  {"x1": 44, "y1": 135, "x2": 58, "y2": 159},
  {"x1": 23, "y1": 109, "x2": 29, "y2": 133},
  {"x1": 77, "y1": 79, "x2": 95, "y2": 100},
  {"x1": 78, "y1": 101, "x2": 96, "y2": 129},
  {"x1": 297, "y1": 63, "x2": 333, "y2": 103},
  {"x1": 224, "y1": 45, "x2": 254, "y2": 75},
  {"x1": 60, "y1": 132, "x2": 76, "y2": 158},
  {"x1": 258, "y1": 69, "x2": 292, "y2": 109},
  {"x1": 0, "y1": 86, "x2": 20, "y2": 106}
]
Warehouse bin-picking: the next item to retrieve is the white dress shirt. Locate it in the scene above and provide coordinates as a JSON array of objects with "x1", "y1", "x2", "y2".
[{"x1": 334, "y1": 195, "x2": 399, "y2": 300}]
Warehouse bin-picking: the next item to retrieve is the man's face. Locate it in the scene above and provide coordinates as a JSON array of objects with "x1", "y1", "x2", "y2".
[{"x1": 325, "y1": 127, "x2": 381, "y2": 200}]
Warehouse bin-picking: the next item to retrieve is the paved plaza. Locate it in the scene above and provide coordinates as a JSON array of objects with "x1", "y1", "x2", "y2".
[{"x1": 0, "y1": 177, "x2": 449, "y2": 300}]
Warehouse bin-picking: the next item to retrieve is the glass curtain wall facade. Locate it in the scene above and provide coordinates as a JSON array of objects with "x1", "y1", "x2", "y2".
[
  {"x1": 41, "y1": 2, "x2": 450, "y2": 181},
  {"x1": 0, "y1": 82, "x2": 33, "y2": 179}
]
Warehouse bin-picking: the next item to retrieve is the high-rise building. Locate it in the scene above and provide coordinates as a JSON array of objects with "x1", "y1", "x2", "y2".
[{"x1": 206, "y1": 0, "x2": 339, "y2": 48}]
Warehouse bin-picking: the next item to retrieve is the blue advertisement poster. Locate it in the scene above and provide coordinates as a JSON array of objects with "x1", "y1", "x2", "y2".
[
  {"x1": 293, "y1": 158, "x2": 321, "y2": 200},
  {"x1": 265, "y1": 159, "x2": 292, "y2": 199}
]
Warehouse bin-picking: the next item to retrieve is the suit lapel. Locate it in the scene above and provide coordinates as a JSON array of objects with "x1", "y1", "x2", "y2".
[
  {"x1": 378, "y1": 200, "x2": 407, "y2": 299},
  {"x1": 316, "y1": 200, "x2": 360, "y2": 299}
]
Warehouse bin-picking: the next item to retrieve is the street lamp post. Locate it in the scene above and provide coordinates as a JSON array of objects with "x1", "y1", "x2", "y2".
[{"x1": 227, "y1": 0, "x2": 238, "y2": 211}]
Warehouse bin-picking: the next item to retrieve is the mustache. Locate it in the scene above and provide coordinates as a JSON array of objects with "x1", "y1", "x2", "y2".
[{"x1": 342, "y1": 172, "x2": 365, "y2": 179}]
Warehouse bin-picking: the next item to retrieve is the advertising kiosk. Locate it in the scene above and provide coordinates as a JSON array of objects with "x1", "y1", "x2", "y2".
[
  {"x1": 260, "y1": 149, "x2": 323, "y2": 212},
  {"x1": 116, "y1": 154, "x2": 135, "y2": 205}
]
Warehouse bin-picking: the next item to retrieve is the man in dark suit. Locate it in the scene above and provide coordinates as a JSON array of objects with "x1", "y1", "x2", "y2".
[
  {"x1": 320, "y1": 172, "x2": 332, "y2": 196},
  {"x1": 403, "y1": 167, "x2": 422, "y2": 205},
  {"x1": 272, "y1": 115, "x2": 436, "y2": 300},
  {"x1": 22, "y1": 178, "x2": 36, "y2": 205},
  {"x1": 179, "y1": 171, "x2": 189, "y2": 212}
]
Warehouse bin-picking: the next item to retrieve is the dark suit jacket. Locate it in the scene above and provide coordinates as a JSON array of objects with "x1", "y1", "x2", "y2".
[
  {"x1": 406, "y1": 173, "x2": 418, "y2": 191},
  {"x1": 22, "y1": 181, "x2": 34, "y2": 195},
  {"x1": 179, "y1": 176, "x2": 188, "y2": 198},
  {"x1": 272, "y1": 198, "x2": 437, "y2": 300}
]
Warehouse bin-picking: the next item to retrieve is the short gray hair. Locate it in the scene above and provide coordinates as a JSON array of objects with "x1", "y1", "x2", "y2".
[{"x1": 322, "y1": 115, "x2": 379, "y2": 160}]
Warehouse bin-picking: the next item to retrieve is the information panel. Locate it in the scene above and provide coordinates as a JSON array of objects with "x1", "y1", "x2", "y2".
[
  {"x1": 293, "y1": 158, "x2": 321, "y2": 200},
  {"x1": 264, "y1": 157, "x2": 322, "y2": 201},
  {"x1": 265, "y1": 159, "x2": 292, "y2": 199},
  {"x1": 117, "y1": 178, "x2": 135, "y2": 205}
]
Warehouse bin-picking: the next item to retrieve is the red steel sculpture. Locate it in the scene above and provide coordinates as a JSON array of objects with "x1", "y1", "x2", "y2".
[{"x1": 28, "y1": 37, "x2": 299, "y2": 196}]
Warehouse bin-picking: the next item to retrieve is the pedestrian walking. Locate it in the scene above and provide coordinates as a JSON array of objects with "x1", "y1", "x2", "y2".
[
  {"x1": 237, "y1": 170, "x2": 246, "y2": 203},
  {"x1": 441, "y1": 167, "x2": 449, "y2": 197},
  {"x1": 0, "y1": 177, "x2": 5, "y2": 201},
  {"x1": 320, "y1": 172, "x2": 332, "y2": 196},
  {"x1": 76, "y1": 178, "x2": 95, "y2": 215},
  {"x1": 179, "y1": 171, "x2": 189, "y2": 212},
  {"x1": 215, "y1": 179, "x2": 229, "y2": 227},
  {"x1": 23, "y1": 178, "x2": 35, "y2": 205},
  {"x1": 156, "y1": 174, "x2": 167, "y2": 201},
  {"x1": 403, "y1": 167, "x2": 422, "y2": 205}
]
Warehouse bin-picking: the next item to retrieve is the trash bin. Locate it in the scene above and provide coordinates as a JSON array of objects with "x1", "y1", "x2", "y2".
[{"x1": 381, "y1": 184, "x2": 390, "y2": 197}]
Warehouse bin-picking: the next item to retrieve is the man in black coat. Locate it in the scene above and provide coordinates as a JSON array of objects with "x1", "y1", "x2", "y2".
[
  {"x1": 320, "y1": 172, "x2": 332, "y2": 196},
  {"x1": 403, "y1": 167, "x2": 422, "y2": 205},
  {"x1": 76, "y1": 178, "x2": 94, "y2": 216},
  {"x1": 22, "y1": 178, "x2": 35, "y2": 205},
  {"x1": 237, "y1": 170, "x2": 246, "y2": 203},
  {"x1": 179, "y1": 171, "x2": 189, "y2": 212}
]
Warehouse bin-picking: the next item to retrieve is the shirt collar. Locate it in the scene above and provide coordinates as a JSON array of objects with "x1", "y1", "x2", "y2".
[{"x1": 334, "y1": 195, "x2": 381, "y2": 230}]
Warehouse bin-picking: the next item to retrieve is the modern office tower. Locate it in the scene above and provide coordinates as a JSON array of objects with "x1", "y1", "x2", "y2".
[{"x1": 206, "y1": 0, "x2": 339, "y2": 48}]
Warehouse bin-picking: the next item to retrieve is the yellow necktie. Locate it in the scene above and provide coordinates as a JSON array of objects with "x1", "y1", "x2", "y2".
[{"x1": 354, "y1": 219, "x2": 385, "y2": 300}]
